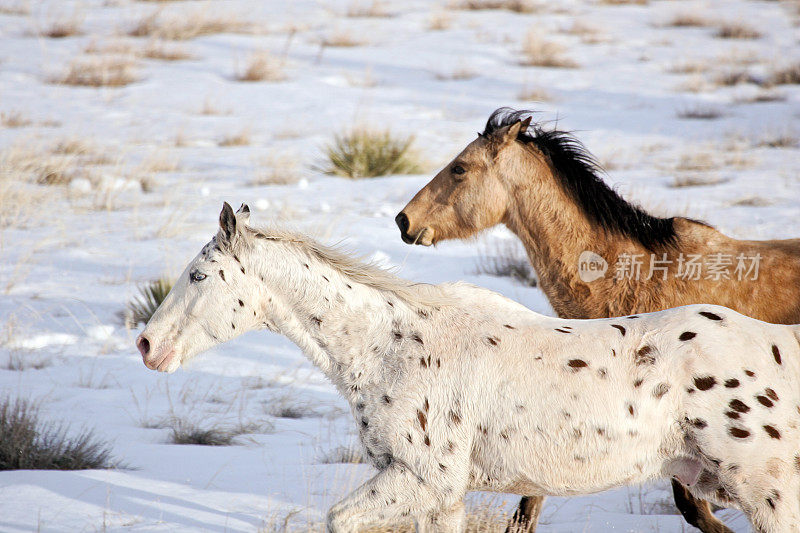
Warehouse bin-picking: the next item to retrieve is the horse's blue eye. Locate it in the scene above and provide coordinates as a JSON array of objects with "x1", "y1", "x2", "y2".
[{"x1": 190, "y1": 270, "x2": 207, "y2": 283}]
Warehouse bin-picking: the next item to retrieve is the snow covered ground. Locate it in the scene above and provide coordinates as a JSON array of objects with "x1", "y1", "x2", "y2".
[{"x1": 0, "y1": 0, "x2": 798, "y2": 531}]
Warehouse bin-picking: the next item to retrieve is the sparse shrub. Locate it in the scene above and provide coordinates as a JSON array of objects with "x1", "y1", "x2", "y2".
[
  {"x1": 41, "y1": 15, "x2": 83, "y2": 38},
  {"x1": 768, "y1": 63, "x2": 800, "y2": 86},
  {"x1": 0, "y1": 111, "x2": 31, "y2": 128},
  {"x1": 665, "y1": 13, "x2": 710, "y2": 27},
  {"x1": 518, "y1": 84, "x2": 552, "y2": 101},
  {"x1": 452, "y1": 0, "x2": 538, "y2": 12},
  {"x1": 670, "y1": 175, "x2": 729, "y2": 188},
  {"x1": 427, "y1": 11, "x2": 452, "y2": 30},
  {"x1": 346, "y1": 1, "x2": 391, "y2": 17},
  {"x1": 126, "y1": 278, "x2": 172, "y2": 327},
  {"x1": 716, "y1": 70, "x2": 759, "y2": 87},
  {"x1": 52, "y1": 56, "x2": 140, "y2": 87},
  {"x1": 757, "y1": 130, "x2": 798, "y2": 148},
  {"x1": 734, "y1": 90, "x2": 786, "y2": 104},
  {"x1": 167, "y1": 417, "x2": 272, "y2": 445},
  {"x1": 520, "y1": 32, "x2": 577, "y2": 68},
  {"x1": 319, "y1": 444, "x2": 366, "y2": 464},
  {"x1": 321, "y1": 31, "x2": 363, "y2": 47},
  {"x1": 476, "y1": 241, "x2": 537, "y2": 287},
  {"x1": 265, "y1": 394, "x2": 320, "y2": 419},
  {"x1": 143, "y1": 40, "x2": 193, "y2": 60},
  {"x1": 676, "y1": 105, "x2": 724, "y2": 120},
  {"x1": 323, "y1": 129, "x2": 423, "y2": 178},
  {"x1": 129, "y1": 10, "x2": 250, "y2": 40},
  {"x1": 715, "y1": 21, "x2": 761, "y2": 40},
  {"x1": 219, "y1": 128, "x2": 252, "y2": 147},
  {"x1": 436, "y1": 67, "x2": 478, "y2": 81},
  {"x1": 0, "y1": 397, "x2": 116, "y2": 470},
  {"x1": 0, "y1": 2, "x2": 30, "y2": 16},
  {"x1": 236, "y1": 51, "x2": 285, "y2": 82}
]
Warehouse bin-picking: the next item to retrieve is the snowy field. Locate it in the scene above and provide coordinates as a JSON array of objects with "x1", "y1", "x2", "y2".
[{"x1": 1, "y1": 0, "x2": 798, "y2": 531}]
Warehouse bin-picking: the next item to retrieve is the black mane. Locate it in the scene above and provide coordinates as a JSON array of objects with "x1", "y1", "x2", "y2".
[{"x1": 483, "y1": 108, "x2": 677, "y2": 250}]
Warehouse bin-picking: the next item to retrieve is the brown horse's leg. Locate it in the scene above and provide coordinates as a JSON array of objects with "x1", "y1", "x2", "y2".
[
  {"x1": 671, "y1": 479, "x2": 733, "y2": 533},
  {"x1": 505, "y1": 496, "x2": 544, "y2": 533}
]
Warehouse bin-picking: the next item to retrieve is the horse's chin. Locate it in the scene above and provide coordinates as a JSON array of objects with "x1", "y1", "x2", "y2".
[
  {"x1": 144, "y1": 347, "x2": 181, "y2": 373},
  {"x1": 415, "y1": 227, "x2": 435, "y2": 246}
]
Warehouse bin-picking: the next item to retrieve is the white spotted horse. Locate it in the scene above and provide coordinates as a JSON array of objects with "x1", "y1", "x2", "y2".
[{"x1": 138, "y1": 203, "x2": 800, "y2": 532}]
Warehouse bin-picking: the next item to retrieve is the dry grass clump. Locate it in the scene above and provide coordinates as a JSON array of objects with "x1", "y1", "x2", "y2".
[
  {"x1": 265, "y1": 394, "x2": 321, "y2": 419},
  {"x1": 319, "y1": 444, "x2": 366, "y2": 464},
  {"x1": 252, "y1": 153, "x2": 301, "y2": 186},
  {"x1": 436, "y1": 66, "x2": 478, "y2": 81},
  {"x1": 40, "y1": 15, "x2": 83, "y2": 38},
  {"x1": 1, "y1": 111, "x2": 32, "y2": 128},
  {"x1": 0, "y1": 2, "x2": 30, "y2": 15},
  {"x1": 451, "y1": 0, "x2": 539, "y2": 12},
  {"x1": 668, "y1": 59, "x2": 709, "y2": 75},
  {"x1": 321, "y1": 31, "x2": 363, "y2": 47},
  {"x1": 598, "y1": 0, "x2": 646, "y2": 4},
  {"x1": 125, "y1": 278, "x2": 172, "y2": 327},
  {"x1": 428, "y1": 11, "x2": 452, "y2": 30},
  {"x1": 518, "y1": 84, "x2": 552, "y2": 102},
  {"x1": 323, "y1": 129, "x2": 423, "y2": 178},
  {"x1": 476, "y1": 241, "x2": 537, "y2": 287},
  {"x1": 756, "y1": 129, "x2": 798, "y2": 148},
  {"x1": 664, "y1": 12, "x2": 710, "y2": 28},
  {"x1": 520, "y1": 32, "x2": 577, "y2": 68},
  {"x1": 142, "y1": 40, "x2": 193, "y2": 60},
  {"x1": 564, "y1": 20, "x2": 607, "y2": 44},
  {"x1": 0, "y1": 397, "x2": 116, "y2": 471},
  {"x1": 129, "y1": 9, "x2": 250, "y2": 40},
  {"x1": 716, "y1": 70, "x2": 759, "y2": 87},
  {"x1": 219, "y1": 128, "x2": 252, "y2": 147},
  {"x1": 676, "y1": 105, "x2": 724, "y2": 120},
  {"x1": 734, "y1": 90, "x2": 786, "y2": 104},
  {"x1": 167, "y1": 417, "x2": 272, "y2": 446},
  {"x1": 346, "y1": 1, "x2": 391, "y2": 17},
  {"x1": 51, "y1": 55, "x2": 140, "y2": 87},
  {"x1": 715, "y1": 21, "x2": 761, "y2": 40},
  {"x1": 236, "y1": 51, "x2": 286, "y2": 82},
  {"x1": 670, "y1": 175, "x2": 729, "y2": 188},
  {"x1": 768, "y1": 63, "x2": 800, "y2": 86}
]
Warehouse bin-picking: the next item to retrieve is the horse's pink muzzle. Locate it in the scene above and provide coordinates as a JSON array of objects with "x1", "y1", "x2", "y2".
[{"x1": 137, "y1": 334, "x2": 177, "y2": 372}]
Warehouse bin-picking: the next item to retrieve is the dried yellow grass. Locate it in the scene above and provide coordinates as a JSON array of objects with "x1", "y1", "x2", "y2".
[
  {"x1": 451, "y1": 0, "x2": 539, "y2": 13},
  {"x1": 40, "y1": 15, "x2": 83, "y2": 38},
  {"x1": 520, "y1": 32, "x2": 577, "y2": 68},
  {"x1": 0, "y1": 2, "x2": 30, "y2": 15},
  {"x1": 346, "y1": 1, "x2": 391, "y2": 17},
  {"x1": 1, "y1": 111, "x2": 32, "y2": 128},
  {"x1": 715, "y1": 21, "x2": 761, "y2": 40},
  {"x1": 236, "y1": 51, "x2": 286, "y2": 82},
  {"x1": 518, "y1": 84, "x2": 552, "y2": 101},
  {"x1": 322, "y1": 31, "x2": 363, "y2": 47},
  {"x1": 251, "y1": 153, "x2": 301, "y2": 185},
  {"x1": 219, "y1": 129, "x2": 251, "y2": 147},
  {"x1": 427, "y1": 11, "x2": 452, "y2": 31},
  {"x1": 143, "y1": 40, "x2": 193, "y2": 60},
  {"x1": 665, "y1": 12, "x2": 710, "y2": 28},
  {"x1": 129, "y1": 9, "x2": 251, "y2": 40},
  {"x1": 51, "y1": 55, "x2": 140, "y2": 87}
]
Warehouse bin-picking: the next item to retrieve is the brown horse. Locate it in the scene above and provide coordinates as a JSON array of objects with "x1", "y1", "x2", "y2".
[{"x1": 396, "y1": 108, "x2": 800, "y2": 533}]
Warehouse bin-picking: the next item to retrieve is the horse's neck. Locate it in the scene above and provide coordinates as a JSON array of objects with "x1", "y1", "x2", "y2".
[
  {"x1": 268, "y1": 257, "x2": 415, "y2": 402},
  {"x1": 502, "y1": 176, "x2": 643, "y2": 318}
]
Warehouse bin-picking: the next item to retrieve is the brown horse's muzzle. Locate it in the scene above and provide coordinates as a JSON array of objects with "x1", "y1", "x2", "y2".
[{"x1": 395, "y1": 212, "x2": 434, "y2": 246}]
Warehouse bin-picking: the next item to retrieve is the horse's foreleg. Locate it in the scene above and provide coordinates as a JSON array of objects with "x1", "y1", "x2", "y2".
[
  {"x1": 327, "y1": 463, "x2": 465, "y2": 533},
  {"x1": 505, "y1": 496, "x2": 544, "y2": 533},
  {"x1": 671, "y1": 479, "x2": 733, "y2": 533}
]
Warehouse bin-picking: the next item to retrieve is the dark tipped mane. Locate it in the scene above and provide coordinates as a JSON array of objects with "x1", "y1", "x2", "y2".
[{"x1": 483, "y1": 108, "x2": 677, "y2": 250}]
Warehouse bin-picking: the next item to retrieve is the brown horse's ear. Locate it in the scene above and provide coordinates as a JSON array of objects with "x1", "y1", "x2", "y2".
[
  {"x1": 219, "y1": 202, "x2": 237, "y2": 242},
  {"x1": 501, "y1": 117, "x2": 532, "y2": 146}
]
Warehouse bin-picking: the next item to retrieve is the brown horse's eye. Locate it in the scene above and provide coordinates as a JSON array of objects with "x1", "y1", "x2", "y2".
[{"x1": 452, "y1": 165, "x2": 466, "y2": 180}]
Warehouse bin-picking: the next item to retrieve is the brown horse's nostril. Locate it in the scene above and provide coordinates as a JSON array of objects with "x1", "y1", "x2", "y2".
[
  {"x1": 395, "y1": 212, "x2": 409, "y2": 234},
  {"x1": 136, "y1": 335, "x2": 150, "y2": 359}
]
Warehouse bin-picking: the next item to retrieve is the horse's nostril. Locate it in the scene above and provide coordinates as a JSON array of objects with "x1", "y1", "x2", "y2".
[
  {"x1": 395, "y1": 212, "x2": 409, "y2": 234},
  {"x1": 137, "y1": 335, "x2": 151, "y2": 358}
]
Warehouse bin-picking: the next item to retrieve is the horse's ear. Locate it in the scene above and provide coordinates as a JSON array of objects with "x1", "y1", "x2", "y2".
[
  {"x1": 236, "y1": 203, "x2": 251, "y2": 225},
  {"x1": 502, "y1": 117, "x2": 531, "y2": 145},
  {"x1": 219, "y1": 202, "x2": 237, "y2": 241}
]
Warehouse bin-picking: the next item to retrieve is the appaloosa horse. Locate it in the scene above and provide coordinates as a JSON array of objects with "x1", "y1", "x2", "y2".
[
  {"x1": 139, "y1": 203, "x2": 800, "y2": 532},
  {"x1": 396, "y1": 108, "x2": 800, "y2": 533}
]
